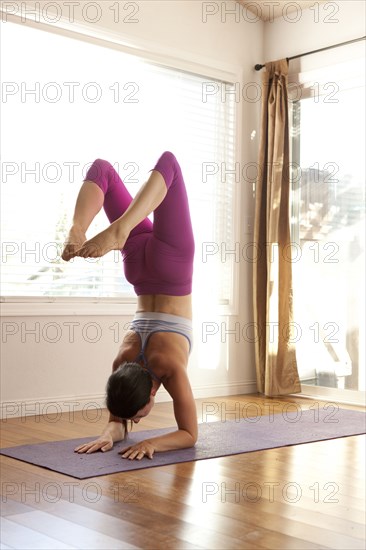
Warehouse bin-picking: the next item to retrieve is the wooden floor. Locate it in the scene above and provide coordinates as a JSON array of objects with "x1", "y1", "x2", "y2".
[{"x1": 1, "y1": 394, "x2": 365, "y2": 550}]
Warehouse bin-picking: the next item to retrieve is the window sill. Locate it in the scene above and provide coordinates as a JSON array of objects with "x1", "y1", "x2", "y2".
[{"x1": 0, "y1": 297, "x2": 138, "y2": 317}]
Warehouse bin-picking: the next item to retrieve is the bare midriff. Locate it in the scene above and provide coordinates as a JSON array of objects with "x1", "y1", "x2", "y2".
[{"x1": 136, "y1": 294, "x2": 192, "y2": 320}]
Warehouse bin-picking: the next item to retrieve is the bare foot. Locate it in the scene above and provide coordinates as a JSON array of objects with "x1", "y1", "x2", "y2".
[
  {"x1": 74, "y1": 223, "x2": 128, "y2": 259},
  {"x1": 62, "y1": 226, "x2": 87, "y2": 261}
]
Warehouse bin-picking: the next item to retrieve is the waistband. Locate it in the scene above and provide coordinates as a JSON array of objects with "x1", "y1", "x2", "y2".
[
  {"x1": 133, "y1": 311, "x2": 192, "y2": 325},
  {"x1": 131, "y1": 311, "x2": 193, "y2": 352}
]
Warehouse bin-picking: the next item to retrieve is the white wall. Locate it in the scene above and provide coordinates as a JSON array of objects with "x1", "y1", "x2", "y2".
[
  {"x1": 264, "y1": 0, "x2": 365, "y2": 62},
  {"x1": 0, "y1": 0, "x2": 264, "y2": 417}
]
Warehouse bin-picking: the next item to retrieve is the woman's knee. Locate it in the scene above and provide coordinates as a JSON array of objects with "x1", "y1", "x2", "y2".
[
  {"x1": 160, "y1": 151, "x2": 177, "y2": 167},
  {"x1": 84, "y1": 158, "x2": 114, "y2": 194}
]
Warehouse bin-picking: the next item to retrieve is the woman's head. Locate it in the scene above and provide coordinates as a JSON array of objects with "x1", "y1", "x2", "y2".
[{"x1": 106, "y1": 362, "x2": 154, "y2": 422}]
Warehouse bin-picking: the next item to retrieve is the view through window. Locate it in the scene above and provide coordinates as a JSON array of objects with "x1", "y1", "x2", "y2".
[{"x1": 290, "y1": 53, "x2": 365, "y2": 394}]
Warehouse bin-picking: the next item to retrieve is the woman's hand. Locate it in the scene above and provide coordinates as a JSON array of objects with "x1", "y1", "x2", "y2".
[
  {"x1": 74, "y1": 422, "x2": 124, "y2": 454},
  {"x1": 119, "y1": 440, "x2": 155, "y2": 460},
  {"x1": 74, "y1": 433, "x2": 114, "y2": 454}
]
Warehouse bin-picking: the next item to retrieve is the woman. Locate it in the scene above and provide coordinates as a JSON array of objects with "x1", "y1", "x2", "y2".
[{"x1": 62, "y1": 152, "x2": 197, "y2": 461}]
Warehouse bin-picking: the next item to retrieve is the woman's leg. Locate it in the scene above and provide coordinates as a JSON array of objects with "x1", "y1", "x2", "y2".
[
  {"x1": 82, "y1": 153, "x2": 194, "y2": 252},
  {"x1": 83, "y1": 159, "x2": 152, "y2": 233},
  {"x1": 65, "y1": 153, "x2": 195, "y2": 295},
  {"x1": 149, "y1": 151, "x2": 194, "y2": 253},
  {"x1": 61, "y1": 180, "x2": 104, "y2": 261},
  {"x1": 62, "y1": 159, "x2": 153, "y2": 260},
  {"x1": 74, "y1": 156, "x2": 177, "y2": 259},
  {"x1": 128, "y1": 152, "x2": 195, "y2": 296},
  {"x1": 73, "y1": 153, "x2": 194, "y2": 267}
]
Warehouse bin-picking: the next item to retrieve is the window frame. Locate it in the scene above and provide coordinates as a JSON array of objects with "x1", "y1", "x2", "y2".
[{"x1": 0, "y1": 11, "x2": 243, "y2": 317}]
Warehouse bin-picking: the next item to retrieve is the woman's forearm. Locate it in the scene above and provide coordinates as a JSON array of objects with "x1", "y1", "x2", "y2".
[{"x1": 145, "y1": 429, "x2": 197, "y2": 453}]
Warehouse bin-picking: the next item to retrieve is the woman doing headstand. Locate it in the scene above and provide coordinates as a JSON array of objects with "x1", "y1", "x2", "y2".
[{"x1": 62, "y1": 152, "x2": 197, "y2": 461}]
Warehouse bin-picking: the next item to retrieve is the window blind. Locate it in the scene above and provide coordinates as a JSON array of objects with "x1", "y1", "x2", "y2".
[{"x1": 1, "y1": 20, "x2": 236, "y2": 304}]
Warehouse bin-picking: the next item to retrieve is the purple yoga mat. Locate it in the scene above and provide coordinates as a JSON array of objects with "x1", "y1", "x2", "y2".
[{"x1": 1, "y1": 408, "x2": 365, "y2": 479}]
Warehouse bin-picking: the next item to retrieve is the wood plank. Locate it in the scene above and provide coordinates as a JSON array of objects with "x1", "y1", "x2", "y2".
[
  {"x1": 0, "y1": 517, "x2": 76, "y2": 549},
  {"x1": 5, "y1": 511, "x2": 139, "y2": 550}
]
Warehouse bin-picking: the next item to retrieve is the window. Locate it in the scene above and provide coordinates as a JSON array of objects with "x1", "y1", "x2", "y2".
[
  {"x1": 289, "y1": 43, "x2": 365, "y2": 397},
  {"x1": 1, "y1": 20, "x2": 236, "y2": 306}
]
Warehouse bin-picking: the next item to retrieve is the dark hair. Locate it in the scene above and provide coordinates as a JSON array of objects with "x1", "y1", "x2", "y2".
[{"x1": 106, "y1": 362, "x2": 152, "y2": 420}]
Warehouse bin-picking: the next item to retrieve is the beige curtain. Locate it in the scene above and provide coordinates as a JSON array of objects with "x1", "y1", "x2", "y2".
[{"x1": 253, "y1": 59, "x2": 301, "y2": 396}]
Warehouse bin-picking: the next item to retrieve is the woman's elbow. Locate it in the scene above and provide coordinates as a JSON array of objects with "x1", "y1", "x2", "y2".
[
  {"x1": 179, "y1": 429, "x2": 197, "y2": 448},
  {"x1": 187, "y1": 431, "x2": 198, "y2": 447}
]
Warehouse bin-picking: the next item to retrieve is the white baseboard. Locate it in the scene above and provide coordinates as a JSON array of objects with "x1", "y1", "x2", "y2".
[
  {"x1": 0, "y1": 382, "x2": 258, "y2": 419},
  {"x1": 191, "y1": 380, "x2": 258, "y2": 399}
]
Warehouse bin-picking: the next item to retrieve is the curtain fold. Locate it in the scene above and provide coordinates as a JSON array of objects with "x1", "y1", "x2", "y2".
[{"x1": 253, "y1": 59, "x2": 301, "y2": 396}]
